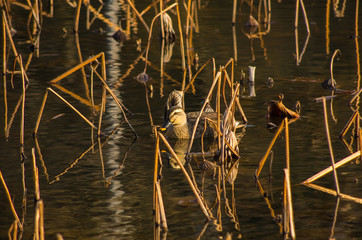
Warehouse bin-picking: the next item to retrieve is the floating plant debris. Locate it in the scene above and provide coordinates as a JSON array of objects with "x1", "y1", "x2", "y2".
[
  {"x1": 136, "y1": 72, "x2": 151, "y2": 83},
  {"x1": 266, "y1": 94, "x2": 301, "y2": 120},
  {"x1": 112, "y1": 29, "x2": 126, "y2": 43}
]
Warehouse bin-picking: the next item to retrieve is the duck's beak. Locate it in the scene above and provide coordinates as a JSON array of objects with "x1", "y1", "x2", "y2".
[{"x1": 160, "y1": 120, "x2": 172, "y2": 131}]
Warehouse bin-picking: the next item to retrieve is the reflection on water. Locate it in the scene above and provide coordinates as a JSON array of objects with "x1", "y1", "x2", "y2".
[{"x1": 1, "y1": 0, "x2": 362, "y2": 239}]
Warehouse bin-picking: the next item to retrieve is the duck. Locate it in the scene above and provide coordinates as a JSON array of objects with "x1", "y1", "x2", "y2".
[{"x1": 161, "y1": 106, "x2": 218, "y2": 139}]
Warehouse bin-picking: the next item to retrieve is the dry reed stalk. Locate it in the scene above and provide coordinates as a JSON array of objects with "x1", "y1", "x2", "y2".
[
  {"x1": 87, "y1": 4, "x2": 118, "y2": 31},
  {"x1": 282, "y1": 171, "x2": 289, "y2": 236},
  {"x1": 232, "y1": 0, "x2": 237, "y2": 25},
  {"x1": 2, "y1": 12, "x2": 6, "y2": 75},
  {"x1": 255, "y1": 120, "x2": 285, "y2": 178},
  {"x1": 34, "y1": 199, "x2": 44, "y2": 240},
  {"x1": 124, "y1": 0, "x2": 150, "y2": 33},
  {"x1": 304, "y1": 183, "x2": 362, "y2": 204},
  {"x1": 232, "y1": 26, "x2": 238, "y2": 62},
  {"x1": 74, "y1": 0, "x2": 82, "y2": 32},
  {"x1": 5, "y1": 95, "x2": 22, "y2": 139},
  {"x1": 284, "y1": 169, "x2": 295, "y2": 239},
  {"x1": 33, "y1": 90, "x2": 48, "y2": 135},
  {"x1": 97, "y1": 137, "x2": 106, "y2": 182},
  {"x1": 2, "y1": 8, "x2": 19, "y2": 58},
  {"x1": 322, "y1": 97, "x2": 340, "y2": 195},
  {"x1": 153, "y1": 133, "x2": 160, "y2": 212},
  {"x1": 49, "y1": 52, "x2": 103, "y2": 84},
  {"x1": 160, "y1": 39, "x2": 165, "y2": 77},
  {"x1": 194, "y1": 1, "x2": 199, "y2": 32},
  {"x1": 47, "y1": 87, "x2": 98, "y2": 129},
  {"x1": 176, "y1": 2, "x2": 186, "y2": 70},
  {"x1": 25, "y1": 0, "x2": 41, "y2": 30},
  {"x1": 32, "y1": 148, "x2": 40, "y2": 200},
  {"x1": 184, "y1": 58, "x2": 215, "y2": 93},
  {"x1": 159, "y1": 0, "x2": 164, "y2": 39},
  {"x1": 340, "y1": 110, "x2": 358, "y2": 137},
  {"x1": 158, "y1": 132, "x2": 212, "y2": 220},
  {"x1": 155, "y1": 181, "x2": 168, "y2": 231},
  {"x1": 0, "y1": 171, "x2": 23, "y2": 231},
  {"x1": 143, "y1": 3, "x2": 178, "y2": 73},
  {"x1": 140, "y1": 0, "x2": 160, "y2": 16},
  {"x1": 185, "y1": 0, "x2": 191, "y2": 38},
  {"x1": 221, "y1": 67, "x2": 248, "y2": 123},
  {"x1": 285, "y1": 118, "x2": 290, "y2": 170},
  {"x1": 2, "y1": 13, "x2": 7, "y2": 136},
  {"x1": 74, "y1": 33, "x2": 92, "y2": 102},
  {"x1": 98, "y1": 86, "x2": 106, "y2": 137},
  {"x1": 94, "y1": 70, "x2": 137, "y2": 137},
  {"x1": 8, "y1": 220, "x2": 18, "y2": 240},
  {"x1": 187, "y1": 71, "x2": 222, "y2": 155},
  {"x1": 46, "y1": 84, "x2": 99, "y2": 110},
  {"x1": 325, "y1": 0, "x2": 331, "y2": 55},
  {"x1": 302, "y1": 150, "x2": 360, "y2": 184}
]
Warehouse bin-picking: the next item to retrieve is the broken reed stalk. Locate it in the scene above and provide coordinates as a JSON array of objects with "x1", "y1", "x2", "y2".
[
  {"x1": 232, "y1": 0, "x2": 237, "y2": 25},
  {"x1": 284, "y1": 168, "x2": 296, "y2": 239},
  {"x1": 143, "y1": 3, "x2": 178, "y2": 73},
  {"x1": 187, "y1": 71, "x2": 222, "y2": 155},
  {"x1": 0, "y1": 171, "x2": 23, "y2": 231},
  {"x1": 155, "y1": 181, "x2": 168, "y2": 231},
  {"x1": 248, "y1": 66, "x2": 256, "y2": 97},
  {"x1": 255, "y1": 120, "x2": 285, "y2": 178},
  {"x1": 74, "y1": 0, "x2": 82, "y2": 32},
  {"x1": 34, "y1": 199, "x2": 44, "y2": 240},
  {"x1": 302, "y1": 150, "x2": 361, "y2": 184},
  {"x1": 232, "y1": 25, "x2": 237, "y2": 62},
  {"x1": 47, "y1": 87, "x2": 98, "y2": 130},
  {"x1": 176, "y1": 2, "x2": 186, "y2": 70},
  {"x1": 158, "y1": 132, "x2": 212, "y2": 220},
  {"x1": 322, "y1": 97, "x2": 340, "y2": 195},
  {"x1": 124, "y1": 0, "x2": 150, "y2": 33}
]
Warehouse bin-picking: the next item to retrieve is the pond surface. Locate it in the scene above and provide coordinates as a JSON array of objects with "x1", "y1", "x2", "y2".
[{"x1": 1, "y1": 0, "x2": 362, "y2": 239}]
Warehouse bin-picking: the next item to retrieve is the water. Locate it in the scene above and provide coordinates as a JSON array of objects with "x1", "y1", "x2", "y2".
[{"x1": 1, "y1": 0, "x2": 362, "y2": 239}]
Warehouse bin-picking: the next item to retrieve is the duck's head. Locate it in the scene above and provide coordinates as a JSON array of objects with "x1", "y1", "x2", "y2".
[{"x1": 161, "y1": 106, "x2": 187, "y2": 130}]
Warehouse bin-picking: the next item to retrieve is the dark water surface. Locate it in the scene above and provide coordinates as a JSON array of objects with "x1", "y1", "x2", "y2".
[{"x1": 1, "y1": 1, "x2": 362, "y2": 239}]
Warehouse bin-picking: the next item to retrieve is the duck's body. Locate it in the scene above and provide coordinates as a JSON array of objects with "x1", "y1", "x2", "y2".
[{"x1": 162, "y1": 106, "x2": 217, "y2": 139}]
